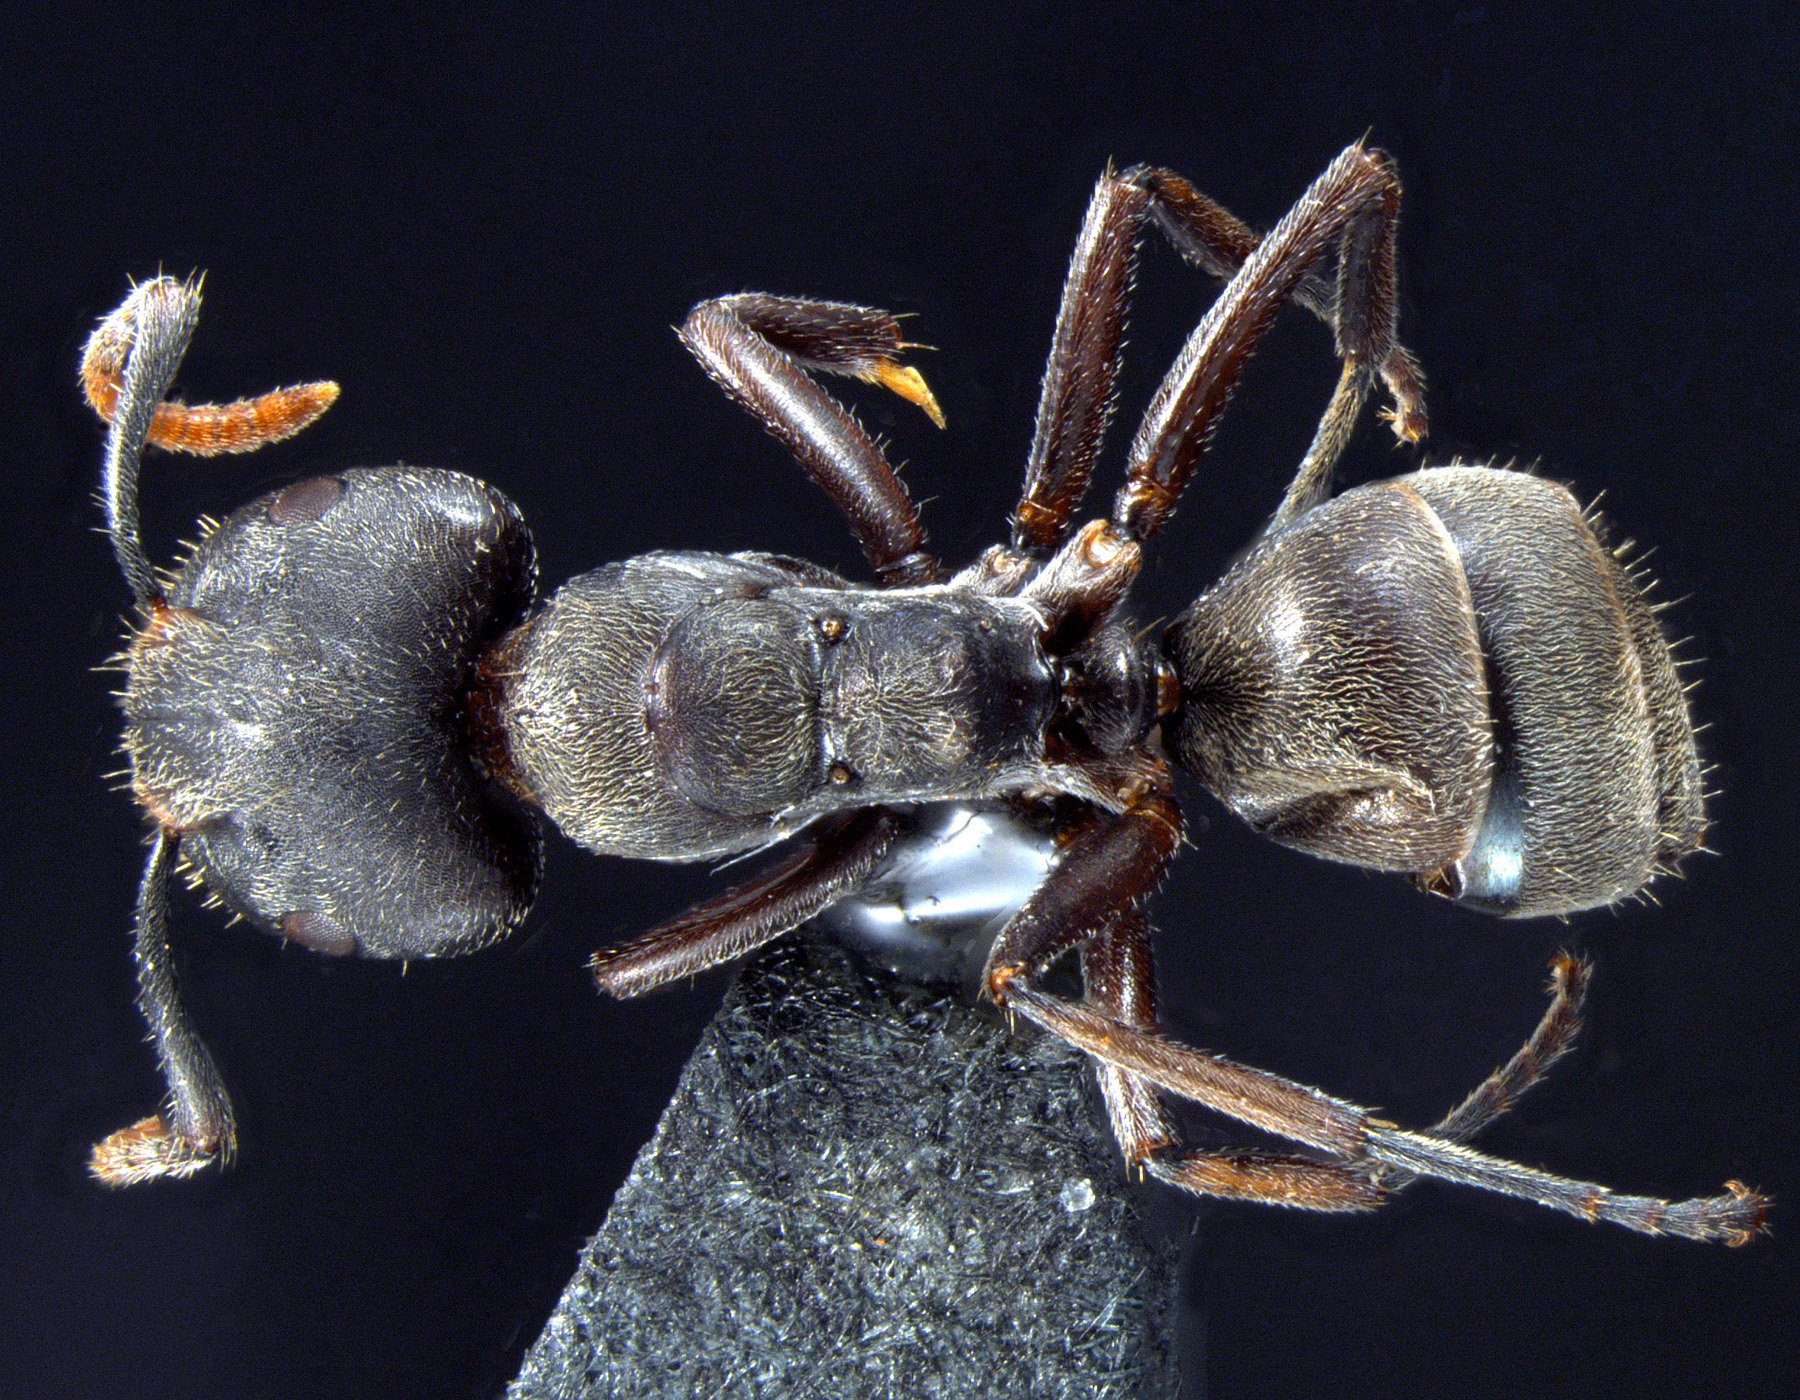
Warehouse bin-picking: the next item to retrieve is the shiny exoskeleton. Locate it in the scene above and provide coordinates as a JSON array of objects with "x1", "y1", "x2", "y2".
[{"x1": 81, "y1": 146, "x2": 1763, "y2": 1245}]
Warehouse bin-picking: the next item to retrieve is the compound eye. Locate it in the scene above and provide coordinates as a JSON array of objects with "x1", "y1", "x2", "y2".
[
  {"x1": 266, "y1": 475, "x2": 345, "y2": 525},
  {"x1": 280, "y1": 909, "x2": 357, "y2": 956},
  {"x1": 648, "y1": 596, "x2": 823, "y2": 816}
]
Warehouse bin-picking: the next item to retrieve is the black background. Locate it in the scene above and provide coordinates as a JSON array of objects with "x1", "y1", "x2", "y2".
[{"x1": 3, "y1": 5, "x2": 1796, "y2": 1398}]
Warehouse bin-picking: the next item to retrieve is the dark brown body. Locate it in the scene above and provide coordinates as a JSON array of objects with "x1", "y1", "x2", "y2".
[
  {"x1": 1170, "y1": 466, "x2": 1703, "y2": 915},
  {"x1": 81, "y1": 148, "x2": 1763, "y2": 1247},
  {"x1": 488, "y1": 554, "x2": 1065, "y2": 860},
  {"x1": 124, "y1": 468, "x2": 541, "y2": 959}
]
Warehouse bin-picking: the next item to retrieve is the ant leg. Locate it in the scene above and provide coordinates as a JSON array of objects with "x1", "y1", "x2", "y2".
[
  {"x1": 988, "y1": 147, "x2": 1430, "y2": 555},
  {"x1": 1012, "y1": 158, "x2": 1427, "y2": 552},
  {"x1": 681, "y1": 295, "x2": 943, "y2": 587},
  {"x1": 1128, "y1": 165, "x2": 1327, "y2": 313},
  {"x1": 592, "y1": 809, "x2": 904, "y2": 998},
  {"x1": 1125, "y1": 162, "x2": 1426, "y2": 455},
  {"x1": 84, "y1": 277, "x2": 340, "y2": 605},
  {"x1": 1361, "y1": 951, "x2": 1590, "y2": 1199},
  {"x1": 1135, "y1": 155, "x2": 1430, "y2": 520},
  {"x1": 1007, "y1": 987, "x2": 1768, "y2": 1244},
  {"x1": 990, "y1": 798, "x2": 1388, "y2": 1211},
  {"x1": 1012, "y1": 172, "x2": 1148, "y2": 552},
  {"x1": 983, "y1": 785, "x2": 1182, "y2": 1008},
  {"x1": 1145, "y1": 1148, "x2": 1387, "y2": 1211},
  {"x1": 1080, "y1": 908, "x2": 1176, "y2": 1167},
  {"x1": 1429, "y1": 951, "x2": 1591, "y2": 1144},
  {"x1": 1148, "y1": 953, "x2": 1589, "y2": 1210},
  {"x1": 1114, "y1": 144, "x2": 1428, "y2": 543},
  {"x1": 1270, "y1": 361, "x2": 1378, "y2": 529},
  {"x1": 90, "y1": 830, "x2": 237, "y2": 1186},
  {"x1": 1080, "y1": 914, "x2": 1376, "y2": 1215}
]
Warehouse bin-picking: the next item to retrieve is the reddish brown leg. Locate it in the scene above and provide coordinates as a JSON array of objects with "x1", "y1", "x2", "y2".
[
  {"x1": 1007, "y1": 986, "x2": 1767, "y2": 1244},
  {"x1": 1130, "y1": 165, "x2": 1404, "y2": 530},
  {"x1": 1012, "y1": 174, "x2": 1148, "y2": 552},
  {"x1": 1127, "y1": 165, "x2": 1329, "y2": 313},
  {"x1": 1010, "y1": 147, "x2": 1429, "y2": 554},
  {"x1": 1086, "y1": 885, "x2": 1389, "y2": 1212},
  {"x1": 978, "y1": 781, "x2": 1179, "y2": 1167},
  {"x1": 983, "y1": 789, "x2": 1389, "y2": 1211},
  {"x1": 983, "y1": 787, "x2": 1182, "y2": 1001},
  {"x1": 1146, "y1": 1152, "x2": 1387, "y2": 1212},
  {"x1": 1431, "y1": 952, "x2": 1592, "y2": 1144},
  {"x1": 681, "y1": 295, "x2": 943, "y2": 587},
  {"x1": 1146, "y1": 953, "x2": 1595, "y2": 1212},
  {"x1": 1127, "y1": 161, "x2": 1426, "y2": 451},
  {"x1": 592, "y1": 809, "x2": 904, "y2": 998},
  {"x1": 1116, "y1": 144, "x2": 1428, "y2": 542},
  {"x1": 1080, "y1": 908, "x2": 1174, "y2": 1166}
]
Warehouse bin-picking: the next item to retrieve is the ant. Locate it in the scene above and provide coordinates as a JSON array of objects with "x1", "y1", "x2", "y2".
[{"x1": 81, "y1": 143, "x2": 1764, "y2": 1244}]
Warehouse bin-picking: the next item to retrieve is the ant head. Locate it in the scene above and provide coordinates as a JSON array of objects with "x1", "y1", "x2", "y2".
[{"x1": 124, "y1": 467, "x2": 543, "y2": 958}]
